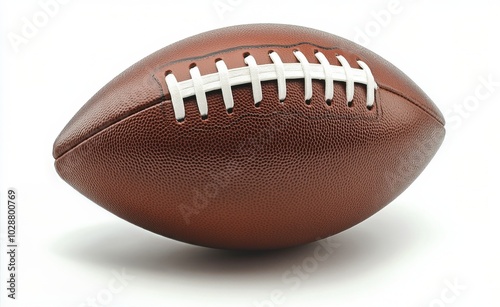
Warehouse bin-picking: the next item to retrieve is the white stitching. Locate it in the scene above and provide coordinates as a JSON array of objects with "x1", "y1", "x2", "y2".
[
  {"x1": 269, "y1": 51, "x2": 286, "y2": 101},
  {"x1": 215, "y1": 60, "x2": 234, "y2": 111},
  {"x1": 244, "y1": 55, "x2": 262, "y2": 105},
  {"x1": 165, "y1": 73, "x2": 185, "y2": 121},
  {"x1": 314, "y1": 52, "x2": 334, "y2": 102},
  {"x1": 165, "y1": 51, "x2": 378, "y2": 121},
  {"x1": 336, "y1": 55, "x2": 354, "y2": 104},
  {"x1": 357, "y1": 60, "x2": 376, "y2": 108},
  {"x1": 294, "y1": 50, "x2": 313, "y2": 101},
  {"x1": 189, "y1": 65, "x2": 208, "y2": 118}
]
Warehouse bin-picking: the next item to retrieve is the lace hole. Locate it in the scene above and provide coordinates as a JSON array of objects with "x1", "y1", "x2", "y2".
[
  {"x1": 201, "y1": 114, "x2": 208, "y2": 121},
  {"x1": 305, "y1": 99, "x2": 311, "y2": 105},
  {"x1": 326, "y1": 99, "x2": 332, "y2": 106},
  {"x1": 347, "y1": 101, "x2": 354, "y2": 108},
  {"x1": 227, "y1": 107, "x2": 234, "y2": 114}
]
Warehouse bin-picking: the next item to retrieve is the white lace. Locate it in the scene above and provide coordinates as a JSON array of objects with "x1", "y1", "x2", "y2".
[{"x1": 165, "y1": 51, "x2": 377, "y2": 121}]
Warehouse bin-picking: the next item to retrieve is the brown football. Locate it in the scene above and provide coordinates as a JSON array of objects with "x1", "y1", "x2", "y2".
[{"x1": 53, "y1": 24, "x2": 445, "y2": 250}]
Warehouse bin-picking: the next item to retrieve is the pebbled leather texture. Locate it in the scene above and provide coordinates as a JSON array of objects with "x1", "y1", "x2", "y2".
[{"x1": 54, "y1": 24, "x2": 445, "y2": 250}]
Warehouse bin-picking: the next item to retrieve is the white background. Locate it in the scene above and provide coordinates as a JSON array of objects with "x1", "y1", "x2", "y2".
[{"x1": 1, "y1": 0, "x2": 499, "y2": 306}]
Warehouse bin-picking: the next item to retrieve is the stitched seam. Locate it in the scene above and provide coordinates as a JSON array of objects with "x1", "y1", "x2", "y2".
[
  {"x1": 165, "y1": 51, "x2": 377, "y2": 121},
  {"x1": 379, "y1": 84, "x2": 444, "y2": 126},
  {"x1": 54, "y1": 75, "x2": 165, "y2": 159}
]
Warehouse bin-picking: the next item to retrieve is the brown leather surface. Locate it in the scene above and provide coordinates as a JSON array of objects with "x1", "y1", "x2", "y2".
[{"x1": 54, "y1": 24, "x2": 445, "y2": 250}]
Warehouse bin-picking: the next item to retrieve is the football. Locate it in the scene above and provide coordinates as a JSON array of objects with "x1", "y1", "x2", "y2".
[{"x1": 53, "y1": 24, "x2": 445, "y2": 250}]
